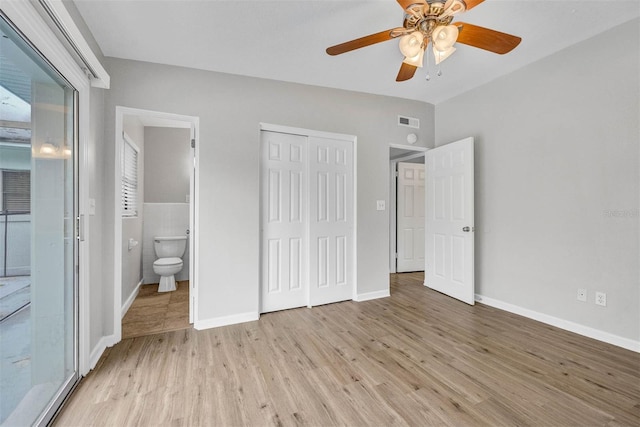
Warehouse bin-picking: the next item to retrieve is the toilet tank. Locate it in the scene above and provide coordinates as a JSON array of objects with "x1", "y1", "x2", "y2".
[{"x1": 154, "y1": 236, "x2": 187, "y2": 258}]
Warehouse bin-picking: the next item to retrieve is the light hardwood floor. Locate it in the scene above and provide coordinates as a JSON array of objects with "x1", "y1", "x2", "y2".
[{"x1": 55, "y1": 273, "x2": 639, "y2": 426}]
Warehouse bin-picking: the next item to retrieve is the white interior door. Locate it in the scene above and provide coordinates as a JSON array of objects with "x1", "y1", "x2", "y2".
[
  {"x1": 396, "y1": 162, "x2": 425, "y2": 272},
  {"x1": 425, "y1": 137, "x2": 475, "y2": 304},
  {"x1": 260, "y1": 131, "x2": 308, "y2": 313},
  {"x1": 308, "y1": 136, "x2": 354, "y2": 306}
]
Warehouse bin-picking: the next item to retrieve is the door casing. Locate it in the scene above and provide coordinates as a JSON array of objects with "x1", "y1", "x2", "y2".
[{"x1": 114, "y1": 107, "x2": 200, "y2": 340}]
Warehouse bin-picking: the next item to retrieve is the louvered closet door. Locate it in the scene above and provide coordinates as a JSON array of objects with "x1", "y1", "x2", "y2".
[
  {"x1": 260, "y1": 131, "x2": 308, "y2": 313},
  {"x1": 308, "y1": 136, "x2": 354, "y2": 306}
]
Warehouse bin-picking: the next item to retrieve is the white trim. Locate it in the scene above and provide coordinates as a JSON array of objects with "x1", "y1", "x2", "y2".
[
  {"x1": 1, "y1": 0, "x2": 93, "y2": 376},
  {"x1": 113, "y1": 111, "x2": 124, "y2": 342},
  {"x1": 114, "y1": 106, "x2": 199, "y2": 344},
  {"x1": 121, "y1": 279, "x2": 143, "y2": 319},
  {"x1": 476, "y1": 294, "x2": 640, "y2": 353},
  {"x1": 190, "y1": 123, "x2": 197, "y2": 324},
  {"x1": 88, "y1": 335, "x2": 118, "y2": 370},
  {"x1": 39, "y1": 0, "x2": 110, "y2": 88},
  {"x1": 389, "y1": 143, "x2": 428, "y2": 151},
  {"x1": 260, "y1": 122, "x2": 354, "y2": 142},
  {"x1": 389, "y1": 160, "x2": 397, "y2": 274},
  {"x1": 194, "y1": 312, "x2": 260, "y2": 331},
  {"x1": 355, "y1": 289, "x2": 390, "y2": 302},
  {"x1": 352, "y1": 136, "x2": 358, "y2": 302}
]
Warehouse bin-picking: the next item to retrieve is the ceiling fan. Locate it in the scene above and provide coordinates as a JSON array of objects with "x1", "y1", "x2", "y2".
[{"x1": 326, "y1": 0, "x2": 522, "y2": 82}]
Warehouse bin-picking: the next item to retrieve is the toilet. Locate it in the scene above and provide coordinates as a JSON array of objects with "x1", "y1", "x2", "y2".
[{"x1": 153, "y1": 236, "x2": 187, "y2": 292}]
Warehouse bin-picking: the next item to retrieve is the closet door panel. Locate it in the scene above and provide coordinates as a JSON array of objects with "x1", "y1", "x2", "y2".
[
  {"x1": 308, "y1": 136, "x2": 354, "y2": 306},
  {"x1": 260, "y1": 131, "x2": 308, "y2": 313}
]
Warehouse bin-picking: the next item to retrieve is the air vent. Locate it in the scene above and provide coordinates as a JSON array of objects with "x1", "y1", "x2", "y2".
[{"x1": 398, "y1": 115, "x2": 420, "y2": 129}]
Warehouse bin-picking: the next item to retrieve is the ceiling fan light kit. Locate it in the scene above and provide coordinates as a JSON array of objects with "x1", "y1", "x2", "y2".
[
  {"x1": 399, "y1": 31, "x2": 424, "y2": 58},
  {"x1": 326, "y1": 0, "x2": 522, "y2": 83}
]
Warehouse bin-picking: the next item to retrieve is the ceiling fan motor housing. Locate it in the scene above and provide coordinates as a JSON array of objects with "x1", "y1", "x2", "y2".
[{"x1": 403, "y1": 1, "x2": 456, "y2": 42}]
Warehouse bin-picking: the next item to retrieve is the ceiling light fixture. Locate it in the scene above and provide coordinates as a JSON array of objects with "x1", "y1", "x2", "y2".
[{"x1": 399, "y1": 22, "x2": 459, "y2": 76}]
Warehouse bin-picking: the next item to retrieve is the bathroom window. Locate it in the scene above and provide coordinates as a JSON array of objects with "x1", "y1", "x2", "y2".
[{"x1": 121, "y1": 133, "x2": 139, "y2": 217}]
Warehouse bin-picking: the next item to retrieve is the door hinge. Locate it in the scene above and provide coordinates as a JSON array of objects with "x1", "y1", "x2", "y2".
[
  {"x1": 395, "y1": 170, "x2": 399, "y2": 177},
  {"x1": 395, "y1": 252, "x2": 398, "y2": 259},
  {"x1": 191, "y1": 139, "x2": 195, "y2": 149}
]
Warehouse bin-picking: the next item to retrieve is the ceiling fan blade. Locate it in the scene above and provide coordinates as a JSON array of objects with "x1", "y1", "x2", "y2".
[
  {"x1": 396, "y1": 62, "x2": 418, "y2": 82},
  {"x1": 326, "y1": 29, "x2": 400, "y2": 56},
  {"x1": 455, "y1": 22, "x2": 521, "y2": 54},
  {"x1": 462, "y1": 0, "x2": 485, "y2": 10},
  {"x1": 397, "y1": 0, "x2": 426, "y2": 10}
]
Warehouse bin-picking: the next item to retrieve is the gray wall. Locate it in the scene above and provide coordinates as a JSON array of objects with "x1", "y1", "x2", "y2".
[
  {"x1": 87, "y1": 85, "x2": 109, "y2": 350},
  {"x1": 121, "y1": 116, "x2": 144, "y2": 306},
  {"x1": 143, "y1": 127, "x2": 191, "y2": 203},
  {"x1": 61, "y1": 0, "x2": 113, "y2": 354},
  {"x1": 435, "y1": 19, "x2": 639, "y2": 342},
  {"x1": 103, "y1": 58, "x2": 435, "y2": 324}
]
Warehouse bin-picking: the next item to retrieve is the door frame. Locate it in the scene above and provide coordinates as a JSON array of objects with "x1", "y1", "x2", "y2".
[
  {"x1": 114, "y1": 107, "x2": 199, "y2": 341},
  {"x1": 389, "y1": 144, "x2": 427, "y2": 273},
  {"x1": 259, "y1": 123, "x2": 358, "y2": 307}
]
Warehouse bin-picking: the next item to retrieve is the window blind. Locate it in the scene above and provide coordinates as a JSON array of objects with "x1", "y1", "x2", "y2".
[
  {"x1": 2, "y1": 170, "x2": 31, "y2": 213},
  {"x1": 121, "y1": 134, "x2": 139, "y2": 217}
]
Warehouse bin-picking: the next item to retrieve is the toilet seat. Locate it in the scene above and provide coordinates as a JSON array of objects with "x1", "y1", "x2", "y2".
[{"x1": 153, "y1": 257, "x2": 183, "y2": 267}]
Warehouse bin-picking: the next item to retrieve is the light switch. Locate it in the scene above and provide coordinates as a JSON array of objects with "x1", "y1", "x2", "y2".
[
  {"x1": 89, "y1": 198, "x2": 96, "y2": 216},
  {"x1": 376, "y1": 200, "x2": 386, "y2": 211}
]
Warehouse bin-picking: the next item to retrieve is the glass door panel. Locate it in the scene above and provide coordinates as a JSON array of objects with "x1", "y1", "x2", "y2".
[{"x1": 0, "y1": 14, "x2": 78, "y2": 426}]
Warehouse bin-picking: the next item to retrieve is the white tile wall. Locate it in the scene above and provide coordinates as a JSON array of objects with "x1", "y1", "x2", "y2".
[{"x1": 142, "y1": 203, "x2": 190, "y2": 284}]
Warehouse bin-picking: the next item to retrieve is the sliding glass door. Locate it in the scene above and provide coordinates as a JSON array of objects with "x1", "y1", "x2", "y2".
[{"x1": 0, "y1": 13, "x2": 78, "y2": 426}]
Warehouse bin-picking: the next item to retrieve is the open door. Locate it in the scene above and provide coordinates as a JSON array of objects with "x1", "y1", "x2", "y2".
[{"x1": 425, "y1": 137, "x2": 475, "y2": 304}]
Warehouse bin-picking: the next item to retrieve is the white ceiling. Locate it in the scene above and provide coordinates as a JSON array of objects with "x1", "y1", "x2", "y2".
[{"x1": 74, "y1": 0, "x2": 640, "y2": 104}]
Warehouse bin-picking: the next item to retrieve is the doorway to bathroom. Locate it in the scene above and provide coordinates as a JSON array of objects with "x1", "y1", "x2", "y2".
[{"x1": 113, "y1": 107, "x2": 199, "y2": 341}]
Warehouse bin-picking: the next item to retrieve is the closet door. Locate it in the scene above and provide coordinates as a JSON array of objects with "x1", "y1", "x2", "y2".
[
  {"x1": 308, "y1": 136, "x2": 354, "y2": 306},
  {"x1": 260, "y1": 132, "x2": 308, "y2": 313}
]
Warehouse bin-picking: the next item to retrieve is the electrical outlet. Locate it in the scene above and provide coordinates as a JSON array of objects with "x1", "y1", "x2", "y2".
[
  {"x1": 577, "y1": 288, "x2": 587, "y2": 302},
  {"x1": 595, "y1": 291, "x2": 607, "y2": 307}
]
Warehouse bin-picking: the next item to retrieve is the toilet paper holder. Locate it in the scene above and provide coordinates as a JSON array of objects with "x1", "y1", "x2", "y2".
[{"x1": 128, "y1": 238, "x2": 139, "y2": 251}]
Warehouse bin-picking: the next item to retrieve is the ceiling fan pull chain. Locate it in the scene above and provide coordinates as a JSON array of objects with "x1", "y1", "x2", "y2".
[{"x1": 425, "y1": 46, "x2": 431, "y2": 81}]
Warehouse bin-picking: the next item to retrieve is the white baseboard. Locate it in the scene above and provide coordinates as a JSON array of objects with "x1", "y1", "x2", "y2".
[
  {"x1": 89, "y1": 334, "x2": 118, "y2": 370},
  {"x1": 355, "y1": 289, "x2": 390, "y2": 302},
  {"x1": 475, "y1": 294, "x2": 640, "y2": 353},
  {"x1": 121, "y1": 279, "x2": 144, "y2": 319},
  {"x1": 194, "y1": 311, "x2": 259, "y2": 331}
]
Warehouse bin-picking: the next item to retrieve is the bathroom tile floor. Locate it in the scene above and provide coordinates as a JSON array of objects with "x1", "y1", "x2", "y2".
[{"x1": 121, "y1": 281, "x2": 190, "y2": 339}]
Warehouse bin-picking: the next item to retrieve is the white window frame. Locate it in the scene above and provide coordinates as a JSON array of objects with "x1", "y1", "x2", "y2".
[{"x1": 121, "y1": 132, "x2": 139, "y2": 218}]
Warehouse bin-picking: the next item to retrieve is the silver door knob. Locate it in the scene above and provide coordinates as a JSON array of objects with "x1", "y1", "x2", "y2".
[{"x1": 462, "y1": 226, "x2": 471, "y2": 232}]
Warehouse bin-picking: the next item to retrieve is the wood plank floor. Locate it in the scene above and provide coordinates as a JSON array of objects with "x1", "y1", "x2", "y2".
[
  {"x1": 55, "y1": 273, "x2": 640, "y2": 426},
  {"x1": 122, "y1": 281, "x2": 190, "y2": 339}
]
